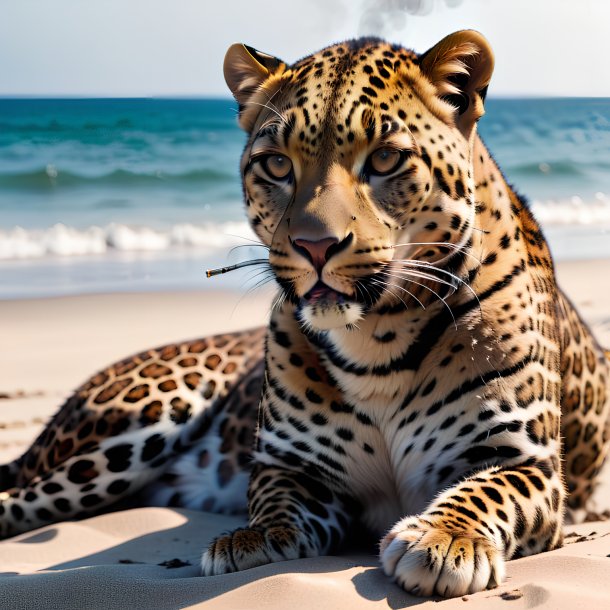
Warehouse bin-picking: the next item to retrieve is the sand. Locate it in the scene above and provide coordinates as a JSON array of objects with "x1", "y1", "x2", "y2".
[{"x1": 1, "y1": 261, "x2": 609, "y2": 609}]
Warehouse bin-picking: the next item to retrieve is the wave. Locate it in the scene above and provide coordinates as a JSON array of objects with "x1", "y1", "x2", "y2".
[
  {"x1": 0, "y1": 221, "x2": 257, "y2": 260},
  {"x1": 530, "y1": 195, "x2": 610, "y2": 225},
  {"x1": 508, "y1": 160, "x2": 586, "y2": 177},
  {"x1": 2, "y1": 197, "x2": 610, "y2": 261},
  {"x1": 0, "y1": 166, "x2": 234, "y2": 190}
]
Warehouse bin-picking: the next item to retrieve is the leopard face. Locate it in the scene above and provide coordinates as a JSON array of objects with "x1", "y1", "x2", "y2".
[{"x1": 226, "y1": 36, "x2": 491, "y2": 331}]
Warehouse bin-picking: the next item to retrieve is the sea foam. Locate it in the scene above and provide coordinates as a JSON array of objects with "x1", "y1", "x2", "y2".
[
  {"x1": 2, "y1": 196, "x2": 610, "y2": 261},
  {"x1": 0, "y1": 221, "x2": 256, "y2": 260}
]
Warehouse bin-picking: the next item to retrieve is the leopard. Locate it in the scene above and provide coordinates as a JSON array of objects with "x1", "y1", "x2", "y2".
[{"x1": 1, "y1": 31, "x2": 609, "y2": 598}]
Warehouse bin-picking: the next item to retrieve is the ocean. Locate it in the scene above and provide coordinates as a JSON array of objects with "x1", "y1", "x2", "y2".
[{"x1": 1, "y1": 97, "x2": 609, "y2": 299}]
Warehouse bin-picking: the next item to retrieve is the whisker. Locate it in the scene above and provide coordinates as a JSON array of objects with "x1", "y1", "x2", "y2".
[
  {"x1": 391, "y1": 261, "x2": 482, "y2": 311},
  {"x1": 374, "y1": 274, "x2": 427, "y2": 310},
  {"x1": 386, "y1": 266, "x2": 458, "y2": 293},
  {"x1": 368, "y1": 277, "x2": 416, "y2": 311},
  {"x1": 381, "y1": 270, "x2": 457, "y2": 329},
  {"x1": 227, "y1": 243, "x2": 270, "y2": 259},
  {"x1": 355, "y1": 278, "x2": 374, "y2": 306},
  {"x1": 222, "y1": 233, "x2": 270, "y2": 248},
  {"x1": 244, "y1": 100, "x2": 288, "y2": 125},
  {"x1": 231, "y1": 273, "x2": 277, "y2": 318},
  {"x1": 380, "y1": 269, "x2": 457, "y2": 296}
]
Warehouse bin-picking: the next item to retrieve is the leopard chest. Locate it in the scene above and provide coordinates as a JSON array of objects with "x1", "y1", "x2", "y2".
[{"x1": 337, "y1": 389, "x2": 478, "y2": 535}]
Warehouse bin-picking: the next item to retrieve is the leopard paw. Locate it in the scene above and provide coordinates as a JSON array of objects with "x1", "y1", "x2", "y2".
[
  {"x1": 379, "y1": 516, "x2": 504, "y2": 597},
  {"x1": 201, "y1": 525, "x2": 307, "y2": 575}
]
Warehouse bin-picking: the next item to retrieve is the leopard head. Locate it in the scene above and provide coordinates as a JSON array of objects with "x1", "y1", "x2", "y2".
[{"x1": 224, "y1": 31, "x2": 494, "y2": 331}]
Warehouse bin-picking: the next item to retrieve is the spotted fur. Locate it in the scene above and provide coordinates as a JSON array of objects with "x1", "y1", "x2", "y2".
[{"x1": 2, "y1": 31, "x2": 609, "y2": 599}]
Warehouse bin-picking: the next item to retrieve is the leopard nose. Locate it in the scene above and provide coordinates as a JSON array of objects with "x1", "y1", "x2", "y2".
[{"x1": 291, "y1": 234, "x2": 353, "y2": 272}]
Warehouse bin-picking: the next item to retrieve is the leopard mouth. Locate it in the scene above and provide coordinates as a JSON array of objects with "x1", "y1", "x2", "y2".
[{"x1": 302, "y1": 281, "x2": 350, "y2": 306}]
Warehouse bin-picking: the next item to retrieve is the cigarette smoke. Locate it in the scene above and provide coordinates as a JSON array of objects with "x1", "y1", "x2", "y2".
[{"x1": 358, "y1": 0, "x2": 464, "y2": 36}]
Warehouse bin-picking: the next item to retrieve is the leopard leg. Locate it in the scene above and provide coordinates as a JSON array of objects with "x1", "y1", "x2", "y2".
[
  {"x1": 0, "y1": 425, "x2": 182, "y2": 538},
  {"x1": 380, "y1": 460, "x2": 564, "y2": 598},
  {"x1": 0, "y1": 329, "x2": 266, "y2": 538},
  {"x1": 201, "y1": 464, "x2": 352, "y2": 575}
]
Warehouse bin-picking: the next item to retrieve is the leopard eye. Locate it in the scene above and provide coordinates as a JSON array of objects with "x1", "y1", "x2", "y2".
[
  {"x1": 367, "y1": 148, "x2": 403, "y2": 176},
  {"x1": 261, "y1": 155, "x2": 293, "y2": 180}
]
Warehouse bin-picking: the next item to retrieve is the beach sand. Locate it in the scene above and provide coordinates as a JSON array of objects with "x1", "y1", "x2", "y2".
[{"x1": 1, "y1": 261, "x2": 609, "y2": 609}]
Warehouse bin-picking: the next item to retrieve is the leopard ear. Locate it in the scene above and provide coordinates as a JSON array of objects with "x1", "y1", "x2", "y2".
[
  {"x1": 224, "y1": 44, "x2": 286, "y2": 131},
  {"x1": 419, "y1": 30, "x2": 494, "y2": 138}
]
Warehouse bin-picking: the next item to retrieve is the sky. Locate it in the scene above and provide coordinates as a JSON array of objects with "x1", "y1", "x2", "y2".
[{"x1": 1, "y1": 0, "x2": 608, "y2": 98}]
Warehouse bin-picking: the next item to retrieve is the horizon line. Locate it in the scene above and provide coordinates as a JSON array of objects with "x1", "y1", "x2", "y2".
[{"x1": 1, "y1": 94, "x2": 610, "y2": 101}]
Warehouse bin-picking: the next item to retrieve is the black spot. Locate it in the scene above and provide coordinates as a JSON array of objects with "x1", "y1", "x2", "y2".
[
  {"x1": 274, "y1": 331, "x2": 291, "y2": 348},
  {"x1": 305, "y1": 367, "x2": 322, "y2": 382},
  {"x1": 217, "y1": 459, "x2": 234, "y2": 488},
  {"x1": 96, "y1": 418, "x2": 110, "y2": 435},
  {"x1": 506, "y1": 473, "x2": 531, "y2": 498},
  {"x1": 421, "y1": 379, "x2": 436, "y2": 396},
  {"x1": 336, "y1": 427, "x2": 353, "y2": 441},
  {"x1": 107, "y1": 479, "x2": 131, "y2": 495},
  {"x1": 81, "y1": 494, "x2": 104, "y2": 508},
  {"x1": 481, "y1": 486, "x2": 503, "y2": 504},
  {"x1": 470, "y1": 495, "x2": 488, "y2": 513},
  {"x1": 455, "y1": 179, "x2": 465, "y2": 198},
  {"x1": 24, "y1": 491, "x2": 37, "y2": 502},
  {"x1": 457, "y1": 423, "x2": 475, "y2": 437},
  {"x1": 458, "y1": 445, "x2": 522, "y2": 463},
  {"x1": 305, "y1": 388, "x2": 323, "y2": 404},
  {"x1": 528, "y1": 474, "x2": 545, "y2": 491},
  {"x1": 54, "y1": 498, "x2": 72, "y2": 513},
  {"x1": 451, "y1": 504, "x2": 479, "y2": 522},
  {"x1": 77, "y1": 421, "x2": 94, "y2": 440},
  {"x1": 41, "y1": 482, "x2": 63, "y2": 495},
  {"x1": 289, "y1": 353, "x2": 303, "y2": 367},
  {"x1": 317, "y1": 452, "x2": 345, "y2": 472},
  {"x1": 311, "y1": 413, "x2": 328, "y2": 426},
  {"x1": 11, "y1": 504, "x2": 24, "y2": 521},
  {"x1": 369, "y1": 75, "x2": 385, "y2": 89},
  {"x1": 440, "y1": 415, "x2": 457, "y2": 430},
  {"x1": 68, "y1": 459, "x2": 97, "y2": 484},
  {"x1": 293, "y1": 440, "x2": 312, "y2": 453},
  {"x1": 104, "y1": 444, "x2": 133, "y2": 473},
  {"x1": 141, "y1": 434, "x2": 166, "y2": 462},
  {"x1": 434, "y1": 168, "x2": 450, "y2": 195},
  {"x1": 36, "y1": 507, "x2": 53, "y2": 521},
  {"x1": 356, "y1": 412, "x2": 373, "y2": 426}
]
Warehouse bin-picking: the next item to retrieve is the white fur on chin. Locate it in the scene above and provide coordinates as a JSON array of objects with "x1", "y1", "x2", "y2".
[{"x1": 298, "y1": 301, "x2": 365, "y2": 331}]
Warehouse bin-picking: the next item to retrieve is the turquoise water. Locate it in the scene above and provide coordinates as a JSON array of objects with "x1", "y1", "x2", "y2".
[
  {"x1": 0, "y1": 98, "x2": 244, "y2": 229},
  {"x1": 1, "y1": 98, "x2": 609, "y2": 298}
]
